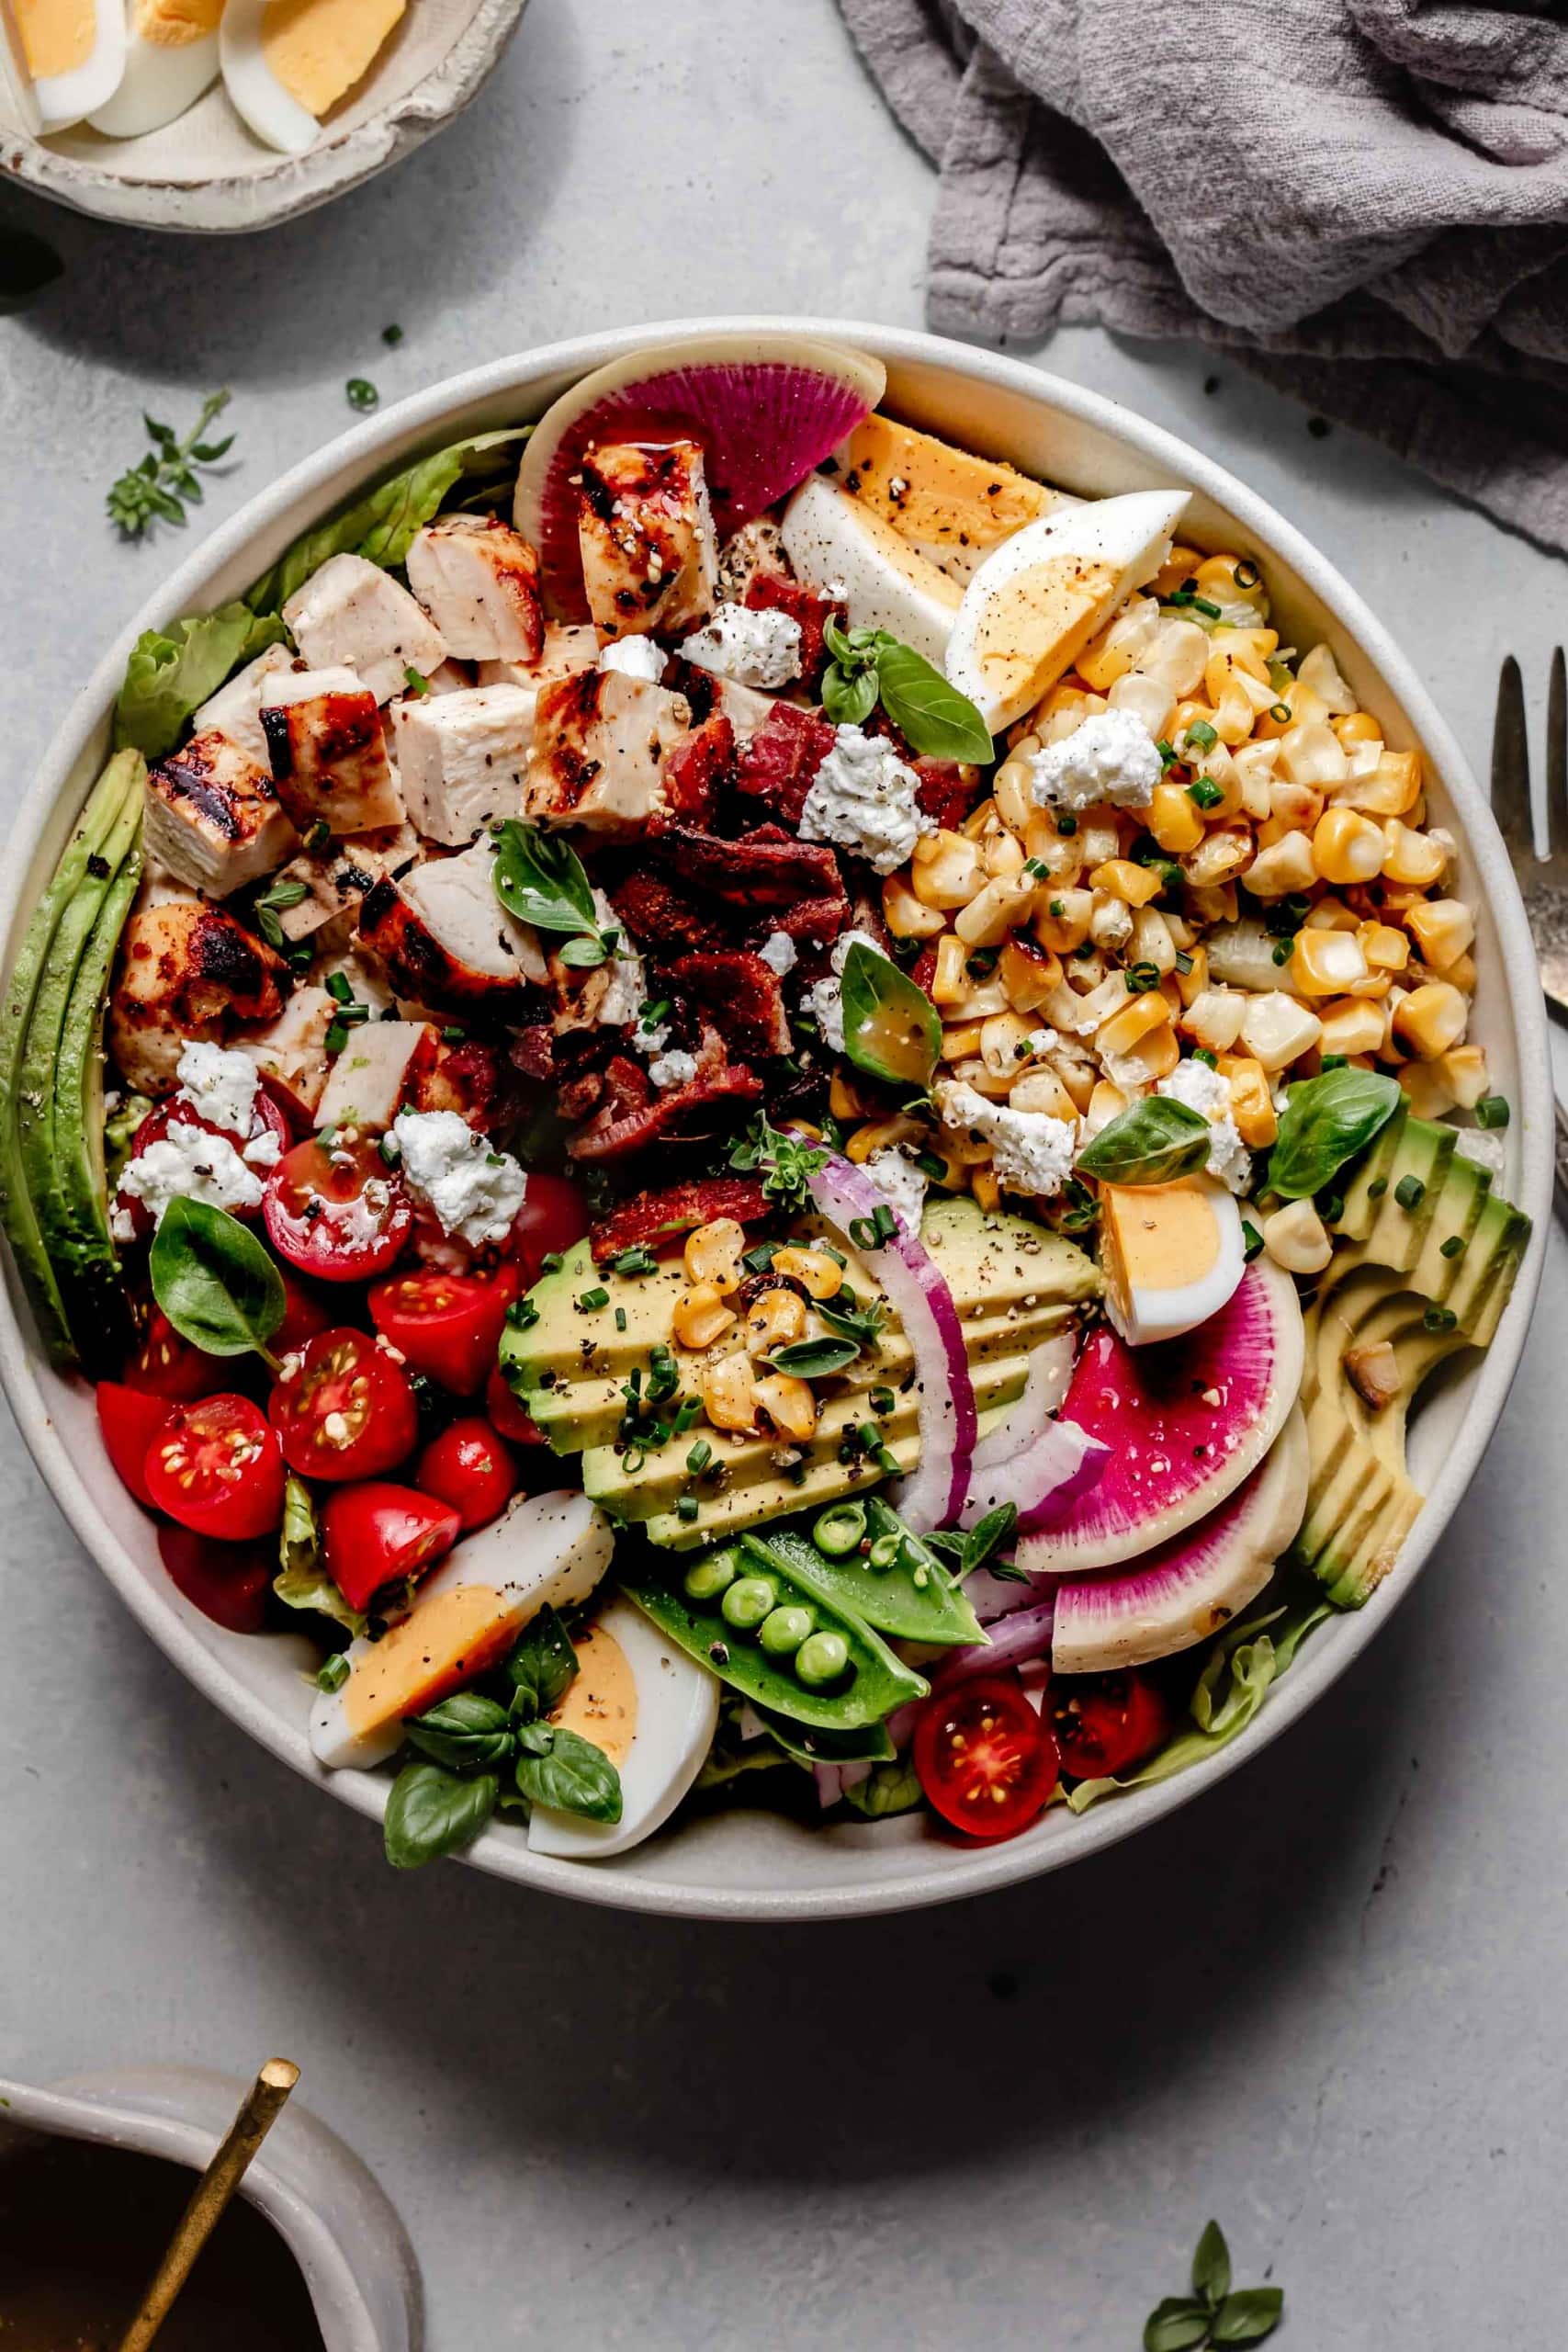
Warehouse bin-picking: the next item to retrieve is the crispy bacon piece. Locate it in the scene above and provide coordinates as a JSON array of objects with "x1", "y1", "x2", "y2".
[
  {"x1": 591, "y1": 1174, "x2": 772, "y2": 1263},
  {"x1": 732, "y1": 703, "x2": 838, "y2": 829},
  {"x1": 648, "y1": 822, "x2": 847, "y2": 916},
  {"x1": 660, "y1": 712, "x2": 735, "y2": 829},
  {"x1": 408, "y1": 1036, "x2": 513, "y2": 1132},
  {"x1": 568, "y1": 1023, "x2": 761, "y2": 1162},
  {"x1": 914, "y1": 758, "x2": 981, "y2": 833},
  {"x1": 670, "y1": 950, "x2": 791, "y2": 1060},
  {"x1": 605, "y1": 869, "x2": 732, "y2": 956},
  {"x1": 744, "y1": 571, "x2": 847, "y2": 692}
]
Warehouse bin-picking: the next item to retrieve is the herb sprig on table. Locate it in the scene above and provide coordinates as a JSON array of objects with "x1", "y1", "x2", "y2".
[
  {"x1": 107, "y1": 390, "x2": 235, "y2": 539},
  {"x1": 1144, "y1": 2221, "x2": 1283, "y2": 2349}
]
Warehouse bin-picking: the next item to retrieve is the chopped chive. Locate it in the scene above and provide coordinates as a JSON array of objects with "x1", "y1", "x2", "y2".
[
  {"x1": 1394, "y1": 1175, "x2": 1426, "y2": 1212},
  {"x1": 316, "y1": 1653, "x2": 350, "y2": 1693},
  {"x1": 1174, "y1": 950, "x2": 1194, "y2": 974},
  {"x1": 1320, "y1": 1054, "x2": 1348, "y2": 1071},
  {"x1": 1235, "y1": 558, "x2": 1260, "y2": 589},
  {"x1": 1423, "y1": 1303, "x2": 1458, "y2": 1331},
  {"x1": 1187, "y1": 775, "x2": 1224, "y2": 810},
  {"x1": 441, "y1": 1025, "x2": 466, "y2": 1043},
  {"x1": 610, "y1": 1246, "x2": 659, "y2": 1277},
  {"x1": 577, "y1": 1285, "x2": 610, "y2": 1311},
  {"x1": 323, "y1": 1020, "x2": 348, "y2": 1054},
  {"x1": 916, "y1": 1152, "x2": 947, "y2": 1181},
  {"x1": 324, "y1": 970, "x2": 355, "y2": 1003},
  {"x1": 540, "y1": 1252, "x2": 564, "y2": 1274},
  {"x1": 1156, "y1": 739, "x2": 1179, "y2": 768},
  {"x1": 1191, "y1": 1046, "x2": 1217, "y2": 1068},
  {"x1": 1126, "y1": 961, "x2": 1161, "y2": 994},
  {"x1": 686, "y1": 1439, "x2": 712, "y2": 1473},
  {"x1": 1269, "y1": 701, "x2": 1292, "y2": 723},
  {"x1": 1367, "y1": 1177, "x2": 1389, "y2": 1200},
  {"x1": 1475, "y1": 1094, "x2": 1511, "y2": 1130},
  {"x1": 382, "y1": 322, "x2": 404, "y2": 346},
  {"x1": 1439, "y1": 1234, "x2": 1466, "y2": 1259},
  {"x1": 1185, "y1": 718, "x2": 1218, "y2": 752},
  {"x1": 1055, "y1": 813, "x2": 1077, "y2": 836},
  {"x1": 378, "y1": 1133, "x2": 401, "y2": 1167},
  {"x1": 615, "y1": 1306, "x2": 627, "y2": 1332},
  {"x1": 676, "y1": 1495, "x2": 700, "y2": 1523},
  {"x1": 1271, "y1": 939, "x2": 1295, "y2": 967},
  {"x1": 345, "y1": 378, "x2": 379, "y2": 411}
]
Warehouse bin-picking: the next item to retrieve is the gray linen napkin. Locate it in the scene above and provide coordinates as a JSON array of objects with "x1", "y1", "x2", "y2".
[{"x1": 839, "y1": 0, "x2": 1568, "y2": 553}]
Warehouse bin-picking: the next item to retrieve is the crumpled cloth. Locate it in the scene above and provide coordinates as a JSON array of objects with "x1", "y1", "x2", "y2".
[{"x1": 839, "y1": 0, "x2": 1568, "y2": 553}]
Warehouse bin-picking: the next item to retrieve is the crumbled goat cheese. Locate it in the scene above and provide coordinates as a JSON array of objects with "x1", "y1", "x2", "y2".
[
  {"x1": 590, "y1": 887, "x2": 647, "y2": 1028},
  {"x1": 1157, "y1": 1058, "x2": 1253, "y2": 1194},
  {"x1": 175, "y1": 1041, "x2": 260, "y2": 1138},
  {"x1": 630, "y1": 1004, "x2": 671, "y2": 1057},
  {"x1": 599, "y1": 635, "x2": 666, "y2": 683},
  {"x1": 647, "y1": 1049, "x2": 699, "y2": 1091},
  {"x1": 112, "y1": 1119, "x2": 265, "y2": 1239},
  {"x1": 757, "y1": 931, "x2": 798, "y2": 977},
  {"x1": 680, "y1": 604, "x2": 802, "y2": 691},
  {"x1": 863, "y1": 1148, "x2": 929, "y2": 1235},
  {"x1": 391, "y1": 1110, "x2": 526, "y2": 1247},
  {"x1": 798, "y1": 726, "x2": 932, "y2": 876},
  {"x1": 805, "y1": 930, "x2": 881, "y2": 1054},
  {"x1": 242, "y1": 1129, "x2": 283, "y2": 1169},
  {"x1": 1027, "y1": 707, "x2": 1163, "y2": 813},
  {"x1": 937, "y1": 1081, "x2": 1078, "y2": 1199}
]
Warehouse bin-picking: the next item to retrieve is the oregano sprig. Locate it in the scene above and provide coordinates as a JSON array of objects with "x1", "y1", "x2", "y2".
[{"x1": 107, "y1": 390, "x2": 235, "y2": 539}]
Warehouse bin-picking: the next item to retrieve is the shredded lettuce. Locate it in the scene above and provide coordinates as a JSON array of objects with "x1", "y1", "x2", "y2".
[
  {"x1": 114, "y1": 605, "x2": 288, "y2": 763},
  {"x1": 274, "y1": 1475, "x2": 366, "y2": 1639},
  {"x1": 842, "y1": 1759, "x2": 923, "y2": 1819}
]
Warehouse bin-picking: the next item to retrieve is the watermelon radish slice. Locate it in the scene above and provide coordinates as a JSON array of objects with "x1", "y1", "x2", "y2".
[
  {"x1": 1051, "y1": 1409, "x2": 1309, "y2": 1674},
  {"x1": 514, "y1": 334, "x2": 886, "y2": 618},
  {"x1": 1016, "y1": 1259, "x2": 1304, "y2": 1577}
]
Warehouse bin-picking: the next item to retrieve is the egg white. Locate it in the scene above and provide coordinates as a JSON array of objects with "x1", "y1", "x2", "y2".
[
  {"x1": 89, "y1": 0, "x2": 221, "y2": 138},
  {"x1": 780, "y1": 475, "x2": 962, "y2": 670},
  {"x1": 220, "y1": 0, "x2": 316, "y2": 152},
  {"x1": 21, "y1": 0, "x2": 127, "y2": 129},
  {"x1": 528, "y1": 1600, "x2": 720, "y2": 1861}
]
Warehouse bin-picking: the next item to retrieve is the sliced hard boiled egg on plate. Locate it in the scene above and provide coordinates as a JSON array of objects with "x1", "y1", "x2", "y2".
[
  {"x1": 836, "y1": 413, "x2": 1069, "y2": 584},
  {"x1": 527, "y1": 1598, "x2": 720, "y2": 1860},
  {"x1": 89, "y1": 0, "x2": 222, "y2": 137},
  {"x1": 1099, "y1": 1175, "x2": 1246, "y2": 1348},
  {"x1": 221, "y1": 0, "x2": 404, "y2": 155},
  {"x1": 780, "y1": 473, "x2": 963, "y2": 668},
  {"x1": 8, "y1": 0, "x2": 127, "y2": 129},
  {"x1": 944, "y1": 488, "x2": 1190, "y2": 734},
  {"x1": 310, "y1": 1489, "x2": 614, "y2": 1771}
]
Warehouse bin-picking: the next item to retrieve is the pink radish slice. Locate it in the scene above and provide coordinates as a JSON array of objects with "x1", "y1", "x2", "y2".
[
  {"x1": 959, "y1": 1414, "x2": 1108, "y2": 1534},
  {"x1": 805, "y1": 1154, "x2": 976, "y2": 1534},
  {"x1": 971, "y1": 1332, "x2": 1077, "y2": 1471},
  {"x1": 1052, "y1": 1409, "x2": 1309, "y2": 1674},
  {"x1": 514, "y1": 334, "x2": 886, "y2": 617},
  {"x1": 1016, "y1": 1258, "x2": 1304, "y2": 1577}
]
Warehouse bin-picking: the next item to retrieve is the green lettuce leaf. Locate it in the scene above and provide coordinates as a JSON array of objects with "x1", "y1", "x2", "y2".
[
  {"x1": 113, "y1": 605, "x2": 288, "y2": 763},
  {"x1": 273, "y1": 1474, "x2": 366, "y2": 1639}
]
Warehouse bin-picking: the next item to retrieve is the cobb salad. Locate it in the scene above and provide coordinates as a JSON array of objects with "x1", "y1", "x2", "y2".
[{"x1": 0, "y1": 332, "x2": 1530, "y2": 1871}]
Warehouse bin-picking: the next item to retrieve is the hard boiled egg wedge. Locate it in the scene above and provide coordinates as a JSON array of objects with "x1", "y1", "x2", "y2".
[
  {"x1": 310, "y1": 1490, "x2": 613, "y2": 1771},
  {"x1": 780, "y1": 474, "x2": 962, "y2": 668},
  {"x1": 89, "y1": 0, "x2": 221, "y2": 136},
  {"x1": 944, "y1": 489, "x2": 1190, "y2": 734},
  {"x1": 1099, "y1": 1175, "x2": 1246, "y2": 1348},
  {"x1": 836, "y1": 413, "x2": 1069, "y2": 584},
  {"x1": 527, "y1": 1599, "x2": 720, "y2": 1860},
  {"x1": 221, "y1": 0, "x2": 405, "y2": 155},
  {"x1": 9, "y1": 0, "x2": 127, "y2": 130}
]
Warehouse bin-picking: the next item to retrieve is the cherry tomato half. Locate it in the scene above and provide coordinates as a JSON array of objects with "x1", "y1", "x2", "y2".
[
  {"x1": 368, "y1": 1268, "x2": 515, "y2": 1396},
  {"x1": 1049, "y1": 1669, "x2": 1171, "y2": 1782},
  {"x1": 157, "y1": 1522, "x2": 273, "y2": 1634},
  {"x1": 485, "y1": 1363, "x2": 547, "y2": 1446},
  {"x1": 416, "y1": 1417, "x2": 519, "y2": 1532},
  {"x1": 912, "y1": 1673, "x2": 1059, "y2": 1841},
  {"x1": 113, "y1": 1095, "x2": 290, "y2": 1245},
  {"x1": 144, "y1": 1394, "x2": 286, "y2": 1543},
  {"x1": 96, "y1": 1382, "x2": 171, "y2": 1508},
  {"x1": 321, "y1": 1482, "x2": 462, "y2": 1612},
  {"x1": 123, "y1": 1307, "x2": 232, "y2": 1403},
  {"x1": 508, "y1": 1170, "x2": 589, "y2": 1284},
  {"x1": 269, "y1": 1328, "x2": 418, "y2": 1483},
  {"x1": 263, "y1": 1136, "x2": 412, "y2": 1283}
]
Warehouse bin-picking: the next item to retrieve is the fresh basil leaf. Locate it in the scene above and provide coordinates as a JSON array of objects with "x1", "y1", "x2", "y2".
[
  {"x1": 842, "y1": 1758, "x2": 924, "y2": 1818},
  {"x1": 873, "y1": 638, "x2": 993, "y2": 763},
  {"x1": 491, "y1": 819, "x2": 598, "y2": 937},
  {"x1": 113, "y1": 605, "x2": 288, "y2": 763},
  {"x1": 149, "y1": 1198, "x2": 285, "y2": 1360},
  {"x1": 0, "y1": 225, "x2": 63, "y2": 315},
  {"x1": 273, "y1": 1474, "x2": 366, "y2": 1637},
  {"x1": 840, "y1": 940, "x2": 941, "y2": 1091},
  {"x1": 513, "y1": 1725, "x2": 623, "y2": 1823},
  {"x1": 406, "y1": 1691, "x2": 516, "y2": 1771},
  {"x1": 1192, "y1": 2221, "x2": 1231, "y2": 2306},
  {"x1": 1077, "y1": 1096, "x2": 1212, "y2": 1187},
  {"x1": 1144, "y1": 2300, "x2": 1213, "y2": 2352},
  {"x1": 960, "y1": 1502, "x2": 1019, "y2": 1578},
  {"x1": 384, "y1": 1760, "x2": 499, "y2": 1869},
  {"x1": 506, "y1": 1603, "x2": 578, "y2": 1721},
  {"x1": 557, "y1": 933, "x2": 610, "y2": 969},
  {"x1": 1266, "y1": 1066, "x2": 1401, "y2": 1200},
  {"x1": 1210, "y1": 2289, "x2": 1283, "y2": 2345},
  {"x1": 768, "y1": 1336, "x2": 861, "y2": 1379},
  {"x1": 822, "y1": 665, "x2": 879, "y2": 729}
]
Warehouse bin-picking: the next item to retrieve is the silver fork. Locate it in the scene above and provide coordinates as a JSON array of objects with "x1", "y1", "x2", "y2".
[{"x1": 1491, "y1": 649, "x2": 1568, "y2": 1198}]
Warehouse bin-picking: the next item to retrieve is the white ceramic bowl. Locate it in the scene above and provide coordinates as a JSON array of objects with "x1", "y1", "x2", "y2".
[
  {"x1": 0, "y1": 0, "x2": 525, "y2": 233},
  {"x1": 0, "y1": 320, "x2": 1550, "y2": 1920}
]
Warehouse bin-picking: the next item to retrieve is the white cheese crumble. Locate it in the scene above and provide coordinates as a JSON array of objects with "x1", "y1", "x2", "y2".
[
  {"x1": 599, "y1": 635, "x2": 666, "y2": 683},
  {"x1": 647, "y1": 1049, "x2": 699, "y2": 1091},
  {"x1": 243, "y1": 1128, "x2": 283, "y2": 1169},
  {"x1": 175, "y1": 1041, "x2": 261, "y2": 1138},
  {"x1": 757, "y1": 930, "x2": 798, "y2": 977},
  {"x1": 1027, "y1": 707, "x2": 1162, "y2": 813},
  {"x1": 798, "y1": 726, "x2": 932, "y2": 876},
  {"x1": 1157, "y1": 1058, "x2": 1253, "y2": 1194},
  {"x1": 805, "y1": 929, "x2": 881, "y2": 1055},
  {"x1": 590, "y1": 887, "x2": 647, "y2": 1029},
  {"x1": 937, "y1": 1080, "x2": 1078, "y2": 1199},
  {"x1": 863, "y1": 1148, "x2": 929, "y2": 1235},
  {"x1": 391, "y1": 1110, "x2": 526, "y2": 1248},
  {"x1": 112, "y1": 1119, "x2": 265, "y2": 1239},
  {"x1": 680, "y1": 603, "x2": 802, "y2": 691}
]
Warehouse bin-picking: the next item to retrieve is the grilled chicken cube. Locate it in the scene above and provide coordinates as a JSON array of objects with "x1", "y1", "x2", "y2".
[
  {"x1": 109, "y1": 900, "x2": 288, "y2": 1097},
  {"x1": 406, "y1": 514, "x2": 545, "y2": 664},
  {"x1": 476, "y1": 622, "x2": 601, "y2": 696},
  {"x1": 282, "y1": 553, "x2": 446, "y2": 705},
  {"x1": 525, "y1": 670, "x2": 694, "y2": 834},
  {"x1": 259, "y1": 667, "x2": 405, "y2": 836},
  {"x1": 577, "y1": 440, "x2": 717, "y2": 639},
  {"x1": 233, "y1": 985, "x2": 339, "y2": 1125},
  {"x1": 264, "y1": 823, "x2": 421, "y2": 952},
  {"x1": 423, "y1": 660, "x2": 477, "y2": 695},
  {"x1": 144, "y1": 731, "x2": 300, "y2": 900},
  {"x1": 194, "y1": 643, "x2": 297, "y2": 765},
  {"x1": 358, "y1": 834, "x2": 547, "y2": 1009},
  {"x1": 389, "y1": 684, "x2": 533, "y2": 845},
  {"x1": 314, "y1": 1019, "x2": 437, "y2": 1132}
]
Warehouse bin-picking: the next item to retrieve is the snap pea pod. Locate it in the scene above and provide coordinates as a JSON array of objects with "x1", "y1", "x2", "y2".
[
  {"x1": 618, "y1": 1544, "x2": 928, "y2": 1731},
  {"x1": 760, "y1": 1498, "x2": 985, "y2": 1648},
  {"x1": 751, "y1": 1708, "x2": 897, "y2": 1770}
]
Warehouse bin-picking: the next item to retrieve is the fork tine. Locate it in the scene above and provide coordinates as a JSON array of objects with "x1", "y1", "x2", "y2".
[
  {"x1": 1491, "y1": 654, "x2": 1535, "y2": 862},
  {"x1": 1547, "y1": 646, "x2": 1567, "y2": 860}
]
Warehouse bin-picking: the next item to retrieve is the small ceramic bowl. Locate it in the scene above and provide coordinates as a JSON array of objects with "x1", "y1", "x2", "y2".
[
  {"x1": 0, "y1": 0, "x2": 526, "y2": 233},
  {"x1": 0, "y1": 320, "x2": 1551, "y2": 1920},
  {"x1": 0, "y1": 2064, "x2": 422, "y2": 2348}
]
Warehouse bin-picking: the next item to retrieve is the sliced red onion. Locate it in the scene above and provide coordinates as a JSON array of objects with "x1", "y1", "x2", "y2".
[
  {"x1": 965, "y1": 1564, "x2": 1054, "y2": 1625},
  {"x1": 815, "y1": 1758, "x2": 875, "y2": 1809},
  {"x1": 971, "y1": 1332, "x2": 1077, "y2": 1471},
  {"x1": 805, "y1": 1154, "x2": 976, "y2": 1532},
  {"x1": 933, "y1": 1599, "x2": 1056, "y2": 1691},
  {"x1": 959, "y1": 1416, "x2": 1108, "y2": 1534}
]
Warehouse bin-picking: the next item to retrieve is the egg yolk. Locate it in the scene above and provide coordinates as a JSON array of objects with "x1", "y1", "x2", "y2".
[
  {"x1": 547, "y1": 1624, "x2": 638, "y2": 1770},
  {"x1": 344, "y1": 1583, "x2": 516, "y2": 1740},
  {"x1": 260, "y1": 0, "x2": 405, "y2": 119},
  {"x1": 131, "y1": 0, "x2": 222, "y2": 47},
  {"x1": 1099, "y1": 1179, "x2": 1222, "y2": 1318},
  {"x1": 970, "y1": 554, "x2": 1121, "y2": 711},
  {"x1": 16, "y1": 0, "x2": 97, "y2": 78}
]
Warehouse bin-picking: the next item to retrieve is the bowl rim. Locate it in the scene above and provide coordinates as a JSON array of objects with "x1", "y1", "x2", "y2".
[{"x1": 1, "y1": 316, "x2": 1551, "y2": 1921}]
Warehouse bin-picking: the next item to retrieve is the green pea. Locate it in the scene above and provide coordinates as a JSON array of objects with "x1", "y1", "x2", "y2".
[
  {"x1": 795, "y1": 1631, "x2": 852, "y2": 1689},
  {"x1": 759, "y1": 1604, "x2": 814, "y2": 1658},
  {"x1": 683, "y1": 1555, "x2": 738, "y2": 1603},
  {"x1": 867, "y1": 1532, "x2": 902, "y2": 1573},
  {"x1": 813, "y1": 1502, "x2": 867, "y2": 1557},
  {"x1": 721, "y1": 1575, "x2": 777, "y2": 1631}
]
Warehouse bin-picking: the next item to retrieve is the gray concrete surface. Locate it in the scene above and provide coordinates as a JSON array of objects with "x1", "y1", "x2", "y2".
[{"x1": 2, "y1": 4, "x2": 1565, "y2": 2343}]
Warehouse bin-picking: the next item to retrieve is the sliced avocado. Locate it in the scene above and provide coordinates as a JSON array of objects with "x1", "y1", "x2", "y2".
[
  {"x1": 1407, "y1": 1151, "x2": 1490, "y2": 1304},
  {"x1": 1336, "y1": 1110, "x2": 1406, "y2": 1242}
]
